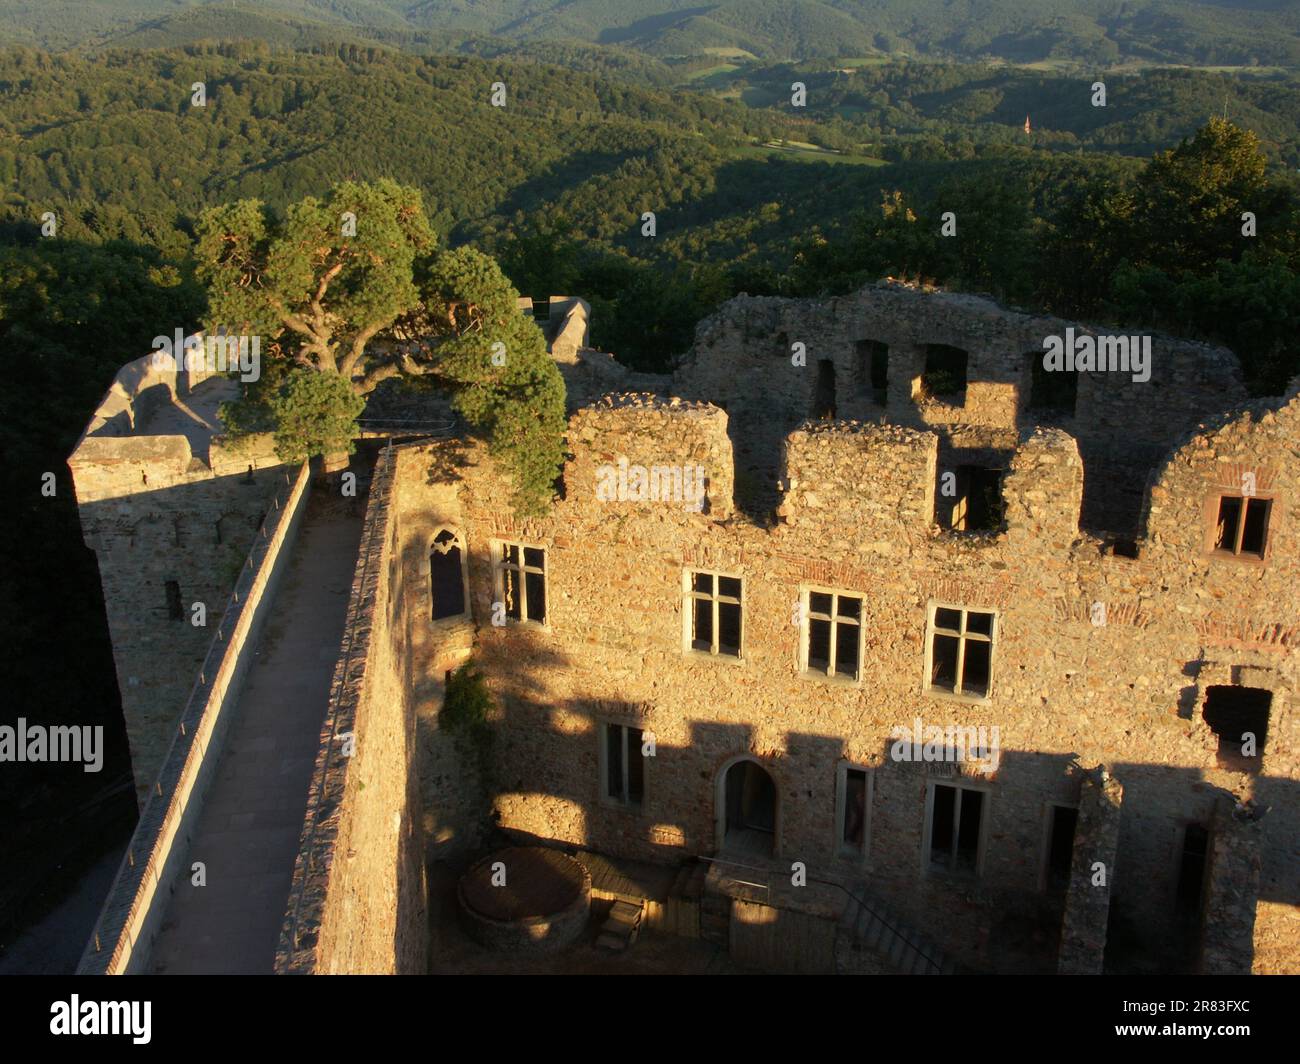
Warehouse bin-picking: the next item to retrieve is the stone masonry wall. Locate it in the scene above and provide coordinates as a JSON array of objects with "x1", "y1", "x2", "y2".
[
  {"x1": 674, "y1": 282, "x2": 1247, "y2": 534},
  {"x1": 396, "y1": 384, "x2": 1298, "y2": 972},
  {"x1": 70, "y1": 354, "x2": 285, "y2": 804}
]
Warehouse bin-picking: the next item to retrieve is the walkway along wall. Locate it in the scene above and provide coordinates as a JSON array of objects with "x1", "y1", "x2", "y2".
[
  {"x1": 277, "y1": 447, "x2": 427, "y2": 974},
  {"x1": 78, "y1": 462, "x2": 311, "y2": 975}
]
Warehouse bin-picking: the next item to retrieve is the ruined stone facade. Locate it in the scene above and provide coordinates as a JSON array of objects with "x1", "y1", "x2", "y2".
[
  {"x1": 390, "y1": 365, "x2": 1297, "y2": 972},
  {"x1": 75, "y1": 287, "x2": 1300, "y2": 974},
  {"x1": 674, "y1": 283, "x2": 1248, "y2": 537}
]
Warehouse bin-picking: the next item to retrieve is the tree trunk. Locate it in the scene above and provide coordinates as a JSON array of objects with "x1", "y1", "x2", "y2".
[
  {"x1": 323, "y1": 450, "x2": 350, "y2": 475},
  {"x1": 320, "y1": 450, "x2": 351, "y2": 492}
]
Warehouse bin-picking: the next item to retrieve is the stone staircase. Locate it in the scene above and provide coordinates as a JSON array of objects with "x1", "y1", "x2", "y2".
[
  {"x1": 699, "y1": 888, "x2": 731, "y2": 949},
  {"x1": 596, "y1": 900, "x2": 645, "y2": 952},
  {"x1": 835, "y1": 891, "x2": 961, "y2": 975}
]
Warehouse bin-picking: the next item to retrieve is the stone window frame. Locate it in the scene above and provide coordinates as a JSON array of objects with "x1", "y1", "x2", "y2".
[
  {"x1": 491, "y1": 539, "x2": 550, "y2": 628},
  {"x1": 834, "y1": 760, "x2": 874, "y2": 866},
  {"x1": 597, "y1": 719, "x2": 648, "y2": 813},
  {"x1": 797, "y1": 583, "x2": 866, "y2": 685},
  {"x1": 923, "y1": 600, "x2": 998, "y2": 704},
  {"x1": 428, "y1": 526, "x2": 471, "y2": 625},
  {"x1": 682, "y1": 568, "x2": 746, "y2": 664},
  {"x1": 714, "y1": 754, "x2": 782, "y2": 858},
  {"x1": 1202, "y1": 488, "x2": 1275, "y2": 566},
  {"x1": 921, "y1": 778, "x2": 991, "y2": 880},
  {"x1": 914, "y1": 343, "x2": 971, "y2": 410},
  {"x1": 1038, "y1": 800, "x2": 1079, "y2": 894}
]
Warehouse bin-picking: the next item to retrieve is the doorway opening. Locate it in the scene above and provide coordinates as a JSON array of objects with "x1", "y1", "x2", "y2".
[
  {"x1": 812, "y1": 359, "x2": 837, "y2": 419},
  {"x1": 720, "y1": 759, "x2": 776, "y2": 857}
]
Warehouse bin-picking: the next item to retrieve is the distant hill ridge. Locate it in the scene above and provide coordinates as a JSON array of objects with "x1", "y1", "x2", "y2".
[{"x1": 2, "y1": 0, "x2": 1298, "y2": 69}]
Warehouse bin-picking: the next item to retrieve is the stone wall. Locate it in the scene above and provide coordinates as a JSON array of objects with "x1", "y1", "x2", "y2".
[
  {"x1": 277, "y1": 448, "x2": 427, "y2": 975},
  {"x1": 79, "y1": 462, "x2": 312, "y2": 974},
  {"x1": 1057, "y1": 769, "x2": 1124, "y2": 974},
  {"x1": 674, "y1": 281, "x2": 1246, "y2": 534},
  {"x1": 520, "y1": 295, "x2": 670, "y2": 411},
  {"x1": 70, "y1": 352, "x2": 285, "y2": 804},
  {"x1": 393, "y1": 382, "x2": 1298, "y2": 972}
]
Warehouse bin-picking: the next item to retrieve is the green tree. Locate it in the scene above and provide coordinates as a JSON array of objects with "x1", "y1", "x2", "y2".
[
  {"x1": 194, "y1": 179, "x2": 435, "y2": 390},
  {"x1": 266, "y1": 369, "x2": 366, "y2": 463},
  {"x1": 395, "y1": 247, "x2": 568, "y2": 515},
  {"x1": 1132, "y1": 117, "x2": 1270, "y2": 278},
  {"x1": 196, "y1": 182, "x2": 566, "y2": 512}
]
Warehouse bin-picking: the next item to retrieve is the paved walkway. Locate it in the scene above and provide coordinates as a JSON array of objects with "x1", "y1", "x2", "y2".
[{"x1": 150, "y1": 488, "x2": 364, "y2": 974}]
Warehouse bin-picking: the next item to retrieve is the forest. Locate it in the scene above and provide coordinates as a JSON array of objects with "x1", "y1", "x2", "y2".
[{"x1": 4, "y1": 1, "x2": 1299, "y2": 69}]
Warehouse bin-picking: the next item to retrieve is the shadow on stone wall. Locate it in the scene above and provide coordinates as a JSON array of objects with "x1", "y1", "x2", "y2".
[{"x1": 442, "y1": 624, "x2": 1296, "y2": 974}]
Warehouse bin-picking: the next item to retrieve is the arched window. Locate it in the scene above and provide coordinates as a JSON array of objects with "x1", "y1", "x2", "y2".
[{"x1": 430, "y1": 528, "x2": 467, "y2": 621}]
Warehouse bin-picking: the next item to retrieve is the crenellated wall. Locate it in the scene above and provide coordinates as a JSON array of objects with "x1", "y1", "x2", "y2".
[{"x1": 674, "y1": 281, "x2": 1247, "y2": 534}]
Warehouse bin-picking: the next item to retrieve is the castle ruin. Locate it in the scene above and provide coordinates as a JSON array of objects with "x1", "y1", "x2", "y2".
[{"x1": 72, "y1": 285, "x2": 1299, "y2": 975}]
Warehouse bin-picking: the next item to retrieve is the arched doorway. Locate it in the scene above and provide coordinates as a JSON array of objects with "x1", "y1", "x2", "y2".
[{"x1": 717, "y1": 758, "x2": 777, "y2": 856}]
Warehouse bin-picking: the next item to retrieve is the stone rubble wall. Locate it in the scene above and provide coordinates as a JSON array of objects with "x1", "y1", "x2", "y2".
[
  {"x1": 519, "y1": 294, "x2": 670, "y2": 410},
  {"x1": 1058, "y1": 769, "x2": 1124, "y2": 974},
  {"x1": 393, "y1": 384, "x2": 1298, "y2": 972},
  {"x1": 1200, "y1": 795, "x2": 1264, "y2": 974},
  {"x1": 674, "y1": 281, "x2": 1247, "y2": 534},
  {"x1": 70, "y1": 353, "x2": 285, "y2": 805},
  {"x1": 79, "y1": 462, "x2": 312, "y2": 974}
]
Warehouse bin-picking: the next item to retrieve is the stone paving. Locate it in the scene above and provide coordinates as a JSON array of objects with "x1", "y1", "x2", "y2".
[{"x1": 150, "y1": 489, "x2": 363, "y2": 974}]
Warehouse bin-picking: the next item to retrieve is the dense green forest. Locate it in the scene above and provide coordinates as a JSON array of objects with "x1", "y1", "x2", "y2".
[
  {"x1": 3, "y1": 1, "x2": 1299, "y2": 69},
  {"x1": 3, "y1": 44, "x2": 1298, "y2": 367}
]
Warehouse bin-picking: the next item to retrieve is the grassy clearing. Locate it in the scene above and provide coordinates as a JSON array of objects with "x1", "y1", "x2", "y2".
[
  {"x1": 683, "y1": 63, "x2": 741, "y2": 82},
  {"x1": 728, "y1": 141, "x2": 887, "y2": 166}
]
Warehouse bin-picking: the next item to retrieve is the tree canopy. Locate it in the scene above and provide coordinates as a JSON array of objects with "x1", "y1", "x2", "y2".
[{"x1": 198, "y1": 181, "x2": 567, "y2": 513}]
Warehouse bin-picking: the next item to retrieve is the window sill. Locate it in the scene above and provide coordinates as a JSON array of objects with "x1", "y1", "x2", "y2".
[
  {"x1": 494, "y1": 618, "x2": 551, "y2": 634},
  {"x1": 684, "y1": 648, "x2": 745, "y2": 666},
  {"x1": 835, "y1": 849, "x2": 871, "y2": 869},
  {"x1": 924, "y1": 863, "x2": 981, "y2": 882},
  {"x1": 799, "y1": 669, "x2": 861, "y2": 687},
  {"x1": 924, "y1": 685, "x2": 991, "y2": 706},
  {"x1": 1206, "y1": 550, "x2": 1268, "y2": 566},
  {"x1": 599, "y1": 797, "x2": 646, "y2": 815}
]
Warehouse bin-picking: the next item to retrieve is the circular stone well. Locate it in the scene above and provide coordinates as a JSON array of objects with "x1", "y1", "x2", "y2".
[{"x1": 458, "y1": 847, "x2": 591, "y2": 953}]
